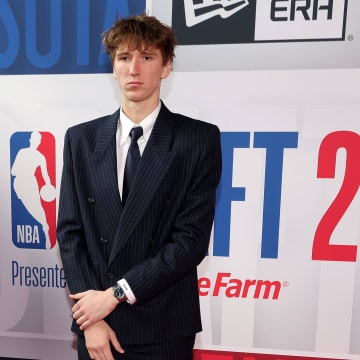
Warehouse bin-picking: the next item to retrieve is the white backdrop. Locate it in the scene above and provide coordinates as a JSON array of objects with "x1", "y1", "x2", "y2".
[
  {"x1": 1, "y1": 0, "x2": 360, "y2": 359},
  {"x1": 1, "y1": 68, "x2": 360, "y2": 359}
]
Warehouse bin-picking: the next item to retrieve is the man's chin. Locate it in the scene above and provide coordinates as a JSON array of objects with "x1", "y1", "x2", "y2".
[{"x1": 123, "y1": 93, "x2": 157, "y2": 104}]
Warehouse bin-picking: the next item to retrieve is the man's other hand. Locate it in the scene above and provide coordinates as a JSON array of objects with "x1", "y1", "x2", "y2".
[
  {"x1": 84, "y1": 320, "x2": 124, "y2": 360},
  {"x1": 70, "y1": 288, "x2": 121, "y2": 330}
]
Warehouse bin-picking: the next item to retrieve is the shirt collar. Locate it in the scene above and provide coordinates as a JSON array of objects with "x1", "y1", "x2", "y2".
[{"x1": 119, "y1": 102, "x2": 161, "y2": 146}]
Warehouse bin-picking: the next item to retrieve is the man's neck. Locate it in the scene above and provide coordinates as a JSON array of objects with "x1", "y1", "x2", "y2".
[{"x1": 122, "y1": 99, "x2": 160, "y2": 124}]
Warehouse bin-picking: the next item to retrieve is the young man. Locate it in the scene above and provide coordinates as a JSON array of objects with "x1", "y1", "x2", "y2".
[{"x1": 57, "y1": 14, "x2": 222, "y2": 360}]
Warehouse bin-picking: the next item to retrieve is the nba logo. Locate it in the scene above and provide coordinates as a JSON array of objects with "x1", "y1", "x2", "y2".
[{"x1": 10, "y1": 132, "x2": 56, "y2": 249}]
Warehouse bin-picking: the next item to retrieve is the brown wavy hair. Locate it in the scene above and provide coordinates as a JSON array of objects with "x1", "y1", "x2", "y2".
[{"x1": 102, "y1": 14, "x2": 176, "y2": 65}]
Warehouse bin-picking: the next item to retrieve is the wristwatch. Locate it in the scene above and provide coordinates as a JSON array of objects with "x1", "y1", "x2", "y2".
[{"x1": 112, "y1": 284, "x2": 126, "y2": 302}]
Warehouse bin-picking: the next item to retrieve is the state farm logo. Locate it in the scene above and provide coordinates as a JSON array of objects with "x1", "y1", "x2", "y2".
[
  {"x1": 184, "y1": 0, "x2": 249, "y2": 27},
  {"x1": 198, "y1": 273, "x2": 282, "y2": 300},
  {"x1": 172, "y1": 0, "x2": 348, "y2": 45}
]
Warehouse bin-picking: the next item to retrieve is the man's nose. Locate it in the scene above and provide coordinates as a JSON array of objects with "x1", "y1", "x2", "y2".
[{"x1": 129, "y1": 57, "x2": 140, "y2": 75}]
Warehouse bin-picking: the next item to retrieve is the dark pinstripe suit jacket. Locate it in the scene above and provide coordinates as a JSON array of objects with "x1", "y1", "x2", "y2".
[{"x1": 56, "y1": 102, "x2": 222, "y2": 345}]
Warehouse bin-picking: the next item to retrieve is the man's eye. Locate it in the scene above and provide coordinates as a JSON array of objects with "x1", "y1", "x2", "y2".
[
  {"x1": 119, "y1": 56, "x2": 128, "y2": 61},
  {"x1": 144, "y1": 56, "x2": 152, "y2": 61}
]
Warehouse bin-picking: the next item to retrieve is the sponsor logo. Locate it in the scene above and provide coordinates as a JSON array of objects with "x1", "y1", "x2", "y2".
[
  {"x1": 255, "y1": 0, "x2": 348, "y2": 41},
  {"x1": 270, "y1": 0, "x2": 335, "y2": 21},
  {"x1": 10, "y1": 132, "x2": 56, "y2": 249},
  {"x1": 199, "y1": 273, "x2": 282, "y2": 299},
  {"x1": 173, "y1": 0, "x2": 348, "y2": 45},
  {"x1": 184, "y1": 0, "x2": 249, "y2": 27}
]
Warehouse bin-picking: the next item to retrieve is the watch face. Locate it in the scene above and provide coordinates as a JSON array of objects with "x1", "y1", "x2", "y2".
[{"x1": 113, "y1": 285, "x2": 124, "y2": 299}]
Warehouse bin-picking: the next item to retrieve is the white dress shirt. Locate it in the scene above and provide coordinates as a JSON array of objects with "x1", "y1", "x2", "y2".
[{"x1": 115, "y1": 102, "x2": 161, "y2": 304}]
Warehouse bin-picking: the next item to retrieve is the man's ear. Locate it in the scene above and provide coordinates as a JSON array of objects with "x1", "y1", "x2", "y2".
[{"x1": 161, "y1": 61, "x2": 172, "y2": 79}]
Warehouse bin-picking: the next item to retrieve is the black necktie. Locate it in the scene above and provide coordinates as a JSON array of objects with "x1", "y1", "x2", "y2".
[{"x1": 122, "y1": 126, "x2": 143, "y2": 206}]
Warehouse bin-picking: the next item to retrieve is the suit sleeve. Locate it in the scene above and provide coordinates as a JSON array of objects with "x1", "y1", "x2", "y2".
[
  {"x1": 56, "y1": 130, "x2": 103, "y2": 295},
  {"x1": 124, "y1": 125, "x2": 222, "y2": 303}
]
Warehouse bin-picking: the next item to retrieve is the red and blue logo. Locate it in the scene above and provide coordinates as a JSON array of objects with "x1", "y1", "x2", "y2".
[{"x1": 10, "y1": 132, "x2": 56, "y2": 249}]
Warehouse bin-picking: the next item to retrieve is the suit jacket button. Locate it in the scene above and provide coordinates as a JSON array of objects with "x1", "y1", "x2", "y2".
[
  {"x1": 149, "y1": 238, "x2": 155, "y2": 245},
  {"x1": 106, "y1": 272, "x2": 114, "y2": 279},
  {"x1": 88, "y1": 197, "x2": 95, "y2": 204},
  {"x1": 100, "y1": 237, "x2": 108, "y2": 243}
]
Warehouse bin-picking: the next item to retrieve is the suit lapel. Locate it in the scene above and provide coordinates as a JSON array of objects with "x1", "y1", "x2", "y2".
[
  {"x1": 108, "y1": 104, "x2": 176, "y2": 267},
  {"x1": 90, "y1": 109, "x2": 123, "y2": 236}
]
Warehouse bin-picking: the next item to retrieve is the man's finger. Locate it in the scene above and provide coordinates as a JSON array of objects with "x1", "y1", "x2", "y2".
[
  {"x1": 93, "y1": 348, "x2": 106, "y2": 360},
  {"x1": 72, "y1": 309, "x2": 83, "y2": 319},
  {"x1": 109, "y1": 331, "x2": 125, "y2": 354},
  {"x1": 102, "y1": 346, "x2": 115, "y2": 360},
  {"x1": 79, "y1": 319, "x2": 92, "y2": 331},
  {"x1": 86, "y1": 344, "x2": 97, "y2": 360},
  {"x1": 70, "y1": 291, "x2": 87, "y2": 299},
  {"x1": 90, "y1": 347, "x2": 106, "y2": 360},
  {"x1": 76, "y1": 315, "x2": 87, "y2": 326},
  {"x1": 71, "y1": 299, "x2": 84, "y2": 313},
  {"x1": 87, "y1": 349, "x2": 95, "y2": 360}
]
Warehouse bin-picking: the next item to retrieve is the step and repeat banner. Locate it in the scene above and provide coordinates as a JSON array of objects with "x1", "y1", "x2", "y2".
[{"x1": 1, "y1": 1, "x2": 360, "y2": 359}]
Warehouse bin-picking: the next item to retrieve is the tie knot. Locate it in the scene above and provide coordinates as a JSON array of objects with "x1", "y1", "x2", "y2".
[{"x1": 130, "y1": 127, "x2": 143, "y2": 142}]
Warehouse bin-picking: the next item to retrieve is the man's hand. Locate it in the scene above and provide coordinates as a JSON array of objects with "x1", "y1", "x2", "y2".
[
  {"x1": 84, "y1": 320, "x2": 124, "y2": 360},
  {"x1": 70, "y1": 288, "x2": 122, "y2": 330}
]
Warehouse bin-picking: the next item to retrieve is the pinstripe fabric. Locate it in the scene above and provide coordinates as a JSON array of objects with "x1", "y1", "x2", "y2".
[
  {"x1": 57, "y1": 103, "x2": 222, "y2": 347},
  {"x1": 77, "y1": 334, "x2": 195, "y2": 360}
]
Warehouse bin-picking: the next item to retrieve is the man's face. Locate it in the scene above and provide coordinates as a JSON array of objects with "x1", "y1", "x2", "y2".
[{"x1": 112, "y1": 45, "x2": 171, "y2": 106}]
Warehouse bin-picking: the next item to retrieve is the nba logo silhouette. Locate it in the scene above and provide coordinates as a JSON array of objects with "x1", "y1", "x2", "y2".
[{"x1": 10, "y1": 132, "x2": 56, "y2": 249}]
